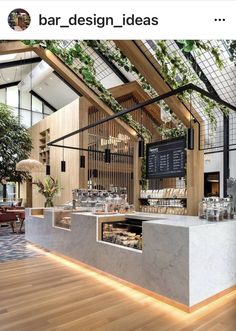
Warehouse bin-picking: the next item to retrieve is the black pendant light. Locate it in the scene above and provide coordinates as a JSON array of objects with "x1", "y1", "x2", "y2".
[
  {"x1": 139, "y1": 107, "x2": 145, "y2": 157},
  {"x1": 104, "y1": 148, "x2": 111, "y2": 163},
  {"x1": 138, "y1": 139, "x2": 145, "y2": 157},
  {"x1": 80, "y1": 132, "x2": 85, "y2": 168},
  {"x1": 61, "y1": 140, "x2": 66, "y2": 172},
  {"x1": 187, "y1": 127, "x2": 194, "y2": 150},
  {"x1": 187, "y1": 91, "x2": 194, "y2": 150},
  {"x1": 92, "y1": 169, "x2": 98, "y2": 178},
  {"x1": 104, "y1": 133, "x2": 111, "y2": 163},
  {"x1": 61, "y1": 160, "x2": 66, "y2": 172},
  {"x1": 46, "y1": 164, "x2": 50, "y2": 175},
  {"x1": 80, "y1": 155, "x2": 85, "y2": 168}
]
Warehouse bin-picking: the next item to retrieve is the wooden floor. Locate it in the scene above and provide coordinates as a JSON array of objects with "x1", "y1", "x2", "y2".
[{"x1": 0, "y1": 252, "x2": 236, "y2": 331}]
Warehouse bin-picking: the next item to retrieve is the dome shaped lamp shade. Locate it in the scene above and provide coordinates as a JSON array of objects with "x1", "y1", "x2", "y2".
[{"x1": 16, "y1": 159, "x2": 44, "y2": 173}]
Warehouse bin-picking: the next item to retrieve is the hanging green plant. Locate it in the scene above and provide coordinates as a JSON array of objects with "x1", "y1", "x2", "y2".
[
  {"x1": 22, "y1": 40, "x2": 152, "y2": 140},
  {"x1": 84, "y1": 40, "x2": 186, "y2": 138},
  {"x1": 154, "y1": 40, "x2": 228, "y2": 131},
  {"x1": 177, "y1": 40, "x2": 224, "y2": 69},
  {"x1": 228, "y1": 40, "x2": 236, "y2": 65}
]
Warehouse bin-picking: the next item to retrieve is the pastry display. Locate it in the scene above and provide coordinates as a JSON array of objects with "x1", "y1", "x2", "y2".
[
  {"x1": 139, "y1": 188, "x2": 187, "y2": 214},
  {"x1": 102, "y1": 222, "x2": 142, "y2": 250},
  {"x1": 54, "y1": 212, "x2": 72, "y2": 229}
]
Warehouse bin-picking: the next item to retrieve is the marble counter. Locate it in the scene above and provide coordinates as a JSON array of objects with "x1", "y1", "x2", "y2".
[{"x1": 25, "y1": 209, "x2": 236, "y2": 310}]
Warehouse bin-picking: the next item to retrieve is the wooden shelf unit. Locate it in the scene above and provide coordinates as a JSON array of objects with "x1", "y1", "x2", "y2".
[{"x1": 39, "y1": 129, "x2": 50, "y2": 165}]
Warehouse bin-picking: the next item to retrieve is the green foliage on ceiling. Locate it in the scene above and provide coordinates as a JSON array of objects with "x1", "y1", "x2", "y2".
[
  {"x1": 85, "y1": 40, "x2": 158, "y2": 98},
  {"x1": 177, "y1": 40, "x2": 224, "y2": 69},
  {"x1": 0, "y1": 103, "x2": 32, "y2": 184},
  {"x1": 84, "y1": 40, "x2": 186, "y2": 139},
  {"x1": 156, "y1": 125, "x2": 187, "y2": 140},
  {"x1": 21, "y1": 39, "x2": 229, "y2": 137},
  {"x1": 155, "y1": 40, "x2": 228, "y2": 132},
  {"x1": 228, "y1": 40, "x2": 236, "y2": 65},
  {"x1": 22, "y1": 40, "x2": 151, "y2": 141}
]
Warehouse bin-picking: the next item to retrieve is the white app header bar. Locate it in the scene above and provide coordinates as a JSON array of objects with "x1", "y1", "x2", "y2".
[{"x1": 1, "y1": 1, "x2": 235, "y2": 39}]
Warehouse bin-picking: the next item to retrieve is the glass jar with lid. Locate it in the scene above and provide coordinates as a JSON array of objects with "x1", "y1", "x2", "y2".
[
  {"x1": 206, "y1": 202, "x2": 224, "y2": 222},
  {"x1": 222, "y1": 197, "x2": 234, "y2": 220},
  {"x1": 198, "y1": 198, "x2": 208, "y2": 219}
]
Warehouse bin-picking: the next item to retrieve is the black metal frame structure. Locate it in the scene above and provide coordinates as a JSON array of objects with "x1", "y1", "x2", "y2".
[
  {"x1": 48, "y1": 83, "x2": 236, "y2": 147},
  {"x1": 176, "y1": 42, "x2": 230, "y2": 197},
  {"x1": 47, "y1": 83, "x2": 236, "y2": 197}
]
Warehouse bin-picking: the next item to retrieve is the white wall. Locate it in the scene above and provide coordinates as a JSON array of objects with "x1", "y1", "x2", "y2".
[
  {"x1": 229, "y1": 151, "x2": 236, "y2": 179},
  {"x1": 204, "y1": 151, "x2": 236, "y2": 197}
]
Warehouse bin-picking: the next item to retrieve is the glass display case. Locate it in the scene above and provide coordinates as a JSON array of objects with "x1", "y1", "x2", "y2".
[
  {"x1": 72, "y1": 188, "x2": 133, "y2": 214},
  {"x1": 101, "y1": 219, "x2": 142, "y2": 250},
  {"x1": 53, "y1": 210, "x2": 72, "y2": 230}
]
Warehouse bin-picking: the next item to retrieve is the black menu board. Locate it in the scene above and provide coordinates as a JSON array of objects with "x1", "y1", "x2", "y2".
[{"x1": 146, "y1": 137, "x2": 186, "y2": 179}]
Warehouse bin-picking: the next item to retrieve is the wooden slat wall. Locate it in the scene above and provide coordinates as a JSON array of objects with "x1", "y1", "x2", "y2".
[{"x1": 87, "y1": 106, "x2": 134, "y2": 203}]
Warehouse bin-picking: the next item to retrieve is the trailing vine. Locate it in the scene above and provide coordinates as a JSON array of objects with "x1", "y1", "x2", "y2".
[
  {"x1": 84, "y1": 40, "x2": 186, "y2": 138},
  {"x1": 21, "y1": 39, "x2": 229, "y2": 136},
  {"x1": 154, "y1": 40, "x2": 228, "y2": 131},
  {"x1": 177, "y1": 40, "x2": 224, "y2": 69},
  {"x1": 85, "y1": 40, "x2": 158, "y2": 98},
  {"x1": 22, "y1": 40, "x2": 151, "y2": 140},
  {"x1": 228, "y1": 40, "x2": 236, "y2": 65}
]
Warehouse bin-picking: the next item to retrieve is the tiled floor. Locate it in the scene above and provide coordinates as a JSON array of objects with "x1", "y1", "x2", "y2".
[{"x1": 0, "y1": 224, "x2": 44, "y2": 263}]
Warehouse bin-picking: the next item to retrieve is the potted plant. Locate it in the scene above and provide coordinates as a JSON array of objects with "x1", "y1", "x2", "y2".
[{"x1": 34, "y1": 176, "x2": 61, "y2": 207}]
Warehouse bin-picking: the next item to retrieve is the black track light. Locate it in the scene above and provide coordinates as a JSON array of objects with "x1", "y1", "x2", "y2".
[
  {"x1": 104, "y1": 148, "x2": 111, "y2": 163},
  {"x1": 61, "y1": 160, "x2": 66, "y2": 172}
]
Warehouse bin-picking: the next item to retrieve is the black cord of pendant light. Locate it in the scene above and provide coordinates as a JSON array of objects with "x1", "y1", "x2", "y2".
[
  {"x1": 138, "y1": 107, "x2": 145, "y2": 157},
  {"x1": 187, "y1": 90, "x2": 194, "y2": 150},
  {"x1": 80, "y1": 132, "x2": 85, "y2": 168},
  {"x1": 61, "y1": 139, "x2": 66, "y2": 172},
  {"x1": 104, "y1": 124, "x2": 111, "y2": 163}
]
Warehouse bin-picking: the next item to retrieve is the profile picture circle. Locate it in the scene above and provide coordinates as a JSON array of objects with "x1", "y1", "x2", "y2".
[{"x1": 8, "y1": 8, "x2": 31, "y2": 31}]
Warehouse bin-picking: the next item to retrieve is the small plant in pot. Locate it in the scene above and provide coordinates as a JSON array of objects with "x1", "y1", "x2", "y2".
[{"x1": 34, "y1": 176, "x2": 61, "y2": 207}]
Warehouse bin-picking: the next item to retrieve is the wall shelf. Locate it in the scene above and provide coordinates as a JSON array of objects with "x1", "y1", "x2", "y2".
[{"x1": 39, "y1": 129, "x2": 50, "y2": 165}]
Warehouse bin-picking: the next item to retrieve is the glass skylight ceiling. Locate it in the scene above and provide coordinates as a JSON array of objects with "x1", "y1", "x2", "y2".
[
  {"x1": 142, "y1": 40, "x2": 236, "y2": 151},
  {"x1": 57, "y1": 40, "x2": 236, "y2": 152}
]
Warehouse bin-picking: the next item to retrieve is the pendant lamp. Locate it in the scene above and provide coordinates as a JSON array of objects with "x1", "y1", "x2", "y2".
[
  {"x1": 46, "y1": 164, "x2": 51, "y2": 175},
  {"x1": 104, "y1": 148, "x2": 111, "y2": 163},
  {"x1": 80, "y1": 133, "x2": 85, "y2": 168},
  {"x1": 187, "y1": 91, "x2": 194, "y2": 150},
  {"x1": 61, "y1": 140, "x2": 66, "y2": 172},
  {"x1": 139, "y1": 107, "x2": 145, "y2": 157}
]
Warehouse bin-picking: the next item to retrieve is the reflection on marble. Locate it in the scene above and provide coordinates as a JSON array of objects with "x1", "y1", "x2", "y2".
[{"x1": 25, "y1": 210, "x2": 236, "y2": 307}]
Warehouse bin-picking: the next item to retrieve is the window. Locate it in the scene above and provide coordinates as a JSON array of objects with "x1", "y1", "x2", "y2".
[
  {"x1": 20, "y1": 109, "x2": 31, "y2": 128},
  {"x1": 0, "y1": 88, "x2": 6, "y2": 103},
  {"x1": 6, "y1": 86, "x2": 18, "y2": 108},
  {"x1": 32, "y1": 111, "x2": 43, "y2": 125},
  {"x1": 44, "y1": 105, "x2": 54, "y2": 115},
  {"x1": 32, "y1": 95, "x2": 42, "y2": 113}
]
